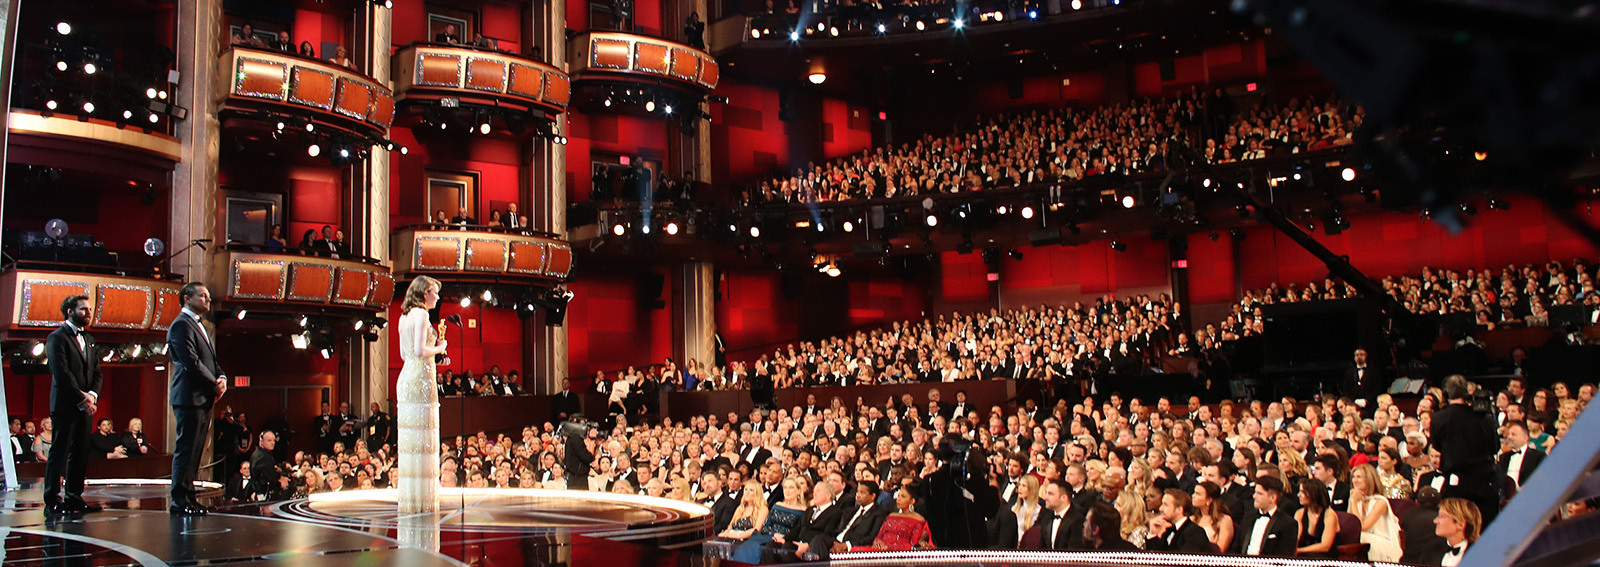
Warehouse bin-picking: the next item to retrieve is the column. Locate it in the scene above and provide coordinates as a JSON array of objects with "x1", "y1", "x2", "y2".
[
  {"x1": 349, "y1": 2, "x2": 393, "y2": 414},
  {"x1": 526, "y1": 0, "x2": 568, "y2": 395},
  {"x1": 169, "y1": 0, "x2": 224, "y2": 452},
  {"x1": 0, "y1": 0, "x2": 23, "y2": 490},
  {"x1": 674, "y1": 261, "x2": 716, "y2": 369}
]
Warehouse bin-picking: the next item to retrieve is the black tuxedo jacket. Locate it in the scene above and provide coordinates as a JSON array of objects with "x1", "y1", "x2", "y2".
[
  {"x1": 1327, "y1": 479, "x2": 1352, "y2": 512},
  {"x1": 1497, "y1": 446, "x2": 1547, "y2": 489},
  {"x1": 1147, "y1": 518, "x2": 1211, "y2": 553},
  {"x1": 1036, "y1": 506, "x2": 1086, "y2": 549},
  {"x1": 986, "y1": 506, "x2": 1020, "y2": 548},
  {"x1": 553, "y1": 391, "x2": 582, "y2": 418},
  {"x1": 711, "y1": 489, "x2": 742, "y2": 532},
  {"x1": 787, "y1": 503, "x2": 843, "y2": 543},
  {"x1": 1342, "y1": 365, "x2": 1384, "y2": 402},
  {"x1": 1232, "y1": 507, "x2": 1297, "y2": 556},
  {"x1": 168, "y1": 312, "x2": 223, "y2": 407},
  {"x1": 833, "y1": 502, "x2": 891, "y2": 548},
  {"x1": 47, "y1": 323, "x2": 103, "y2": 413},
  {"x1": 1222, "y1": 482, "x2": 1253, "y2": 518}
]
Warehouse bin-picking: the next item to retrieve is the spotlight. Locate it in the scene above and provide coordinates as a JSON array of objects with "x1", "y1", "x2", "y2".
[
  {"x1": 83, "y1": 62, "x2": 96, "y2": 75},
  {"x1": 1121, "y1": 195, "x2": 1136, "y2": 208},
  {"x1": 132, "y1": 344, "x2": 143, "y2": 357},
  {"x1": 808, "y1": 72, "x2": 827, "y2": 84},
  {"x1": 1341, "y1": 167, "x2": 1356, "y2": 182},
  {"x1": 479, "y1": 122, "x2": 491, "y2": 134},
  {"x1": 148, "y1": 113, "x2": 158, "y2": 123},
  {"x1": 1202, "y1": 178, "x2": 1212, "y2": 188},
  {"x1": 320, "y1": 348, "x2": 331, "y2": 360},
  {"x1": 306, "y1": 123, "x2": 315, "y2": 132},
  {"x1": 789, "y1": 30, "x2": 800, "y2": 41},
  {"x1": 646, "y1": 100, "x2": 656, "y2": 112},
  {"x1": 815, "y1": 223, "x2": 825, "y2": 233},
  {"x1": 612, "y1": 223, "x2": 626, "y2": 236},
  {"x1": 829, "y1": 26, "x2": 839, "y2": 36},
  {"x1": 915, "y1": 20, "x2": 925, "y2": 30},
  {"x1": 56, "y1": 22, "x2": 71, "y2": 35},
  {"x1": 291, "y1": 333, "x2": 309, "y2": 349},
  {"x1": 299, "y1": 315, "x2": 309, "y2": 327},
  {"x1": 1021, "y1": 206, "x2": 1035, "y2": 219},
  {"x1": 641, "y1": 224, "x2": 651, "y2": 234},
  {"x1": 158, "y1": 90, "x2": 167, "y2": 100},
  {"x1": 1459, "y1": 203, "x2": 1477, "y2": 217},
  {"x1": 275, "y1": 121, "x2": 285, "y2": 130},
  {"x1": 996, "y1": 205, "x2": 1008, "y2": 215},
  {"x1": 1109, "y1": 241, "x2": 1127, "y2": 252},
  {"x1": 664, "y1": 105, "x2": 673, "y2": 114},
  {"x1": 460, "y1": 296, "x2": 471, "y2": 307},
  {"x1": 604, "y1": 98, "x2": 613, "y2": 107},
  {"x1": 122, "y1": 110, "x2": 132, "y2": 119},
  {"x1": 749, "y1": 226, "x2": 761, "y2": 238},
  {"x1": 1474, "y1": 151, "x2": 1487, "y2": 161},
  {"x1": 826, "y1": 266, "x2": 842, "y2": 277},
  {"x1": 147, "y1": 88, "x2": 159, "y2": 99},
  {"x1": 1488, "y1": 198, "x2": 1511, "y2": 211},
  {"x1": 817, "y1": 21, "x2": 827, "y2": 31},
  {"x1": 55, "y1": 60, "x2": 67, "y2": 72},
  {"x1": 82, "y1": 101, "x2": 94, "y2": 113},
  {"x1": 482, "y1": 289, "x2": 493, "y2": 302},
  {"x1": 665, "y1": 222, "x2": 680, "y2": 235},
  {"x1": 751, "y1": 28, "x2": 762, "y2": 39},
  {"x1": 842, "y1": 220, "x2": 854, "y2": 232},
  {"x1": 45, "y1": 99, "x2": 57, "y2": 110},
  {"x1": 307, "y1": 143, "x2": 321, "y2": 157},
  {"x1": 1029, "y1": 10, "x2": 1038, "y2": 18},
  {"x1": 236, "y1": 309, "x2": 247, "y2": 320},
  {"x1": 1071, "y1": 0, "x2": 1082, "y2": 9},
  {"x1": 953, "y1": 18, "x2": 965, "y2": 29},
  {"x1": 338, "y1": 147, "x2": 350, "y2": 159},
  {"x1": 877, "y1": 23, "x2": 887, "y2": 33},
  {"x1": 30, "y1": 341, "x2": 45, "y2": 357},
  {"x1": 925, "y1": 214, "x2": 938, "y2": 227},
  {"x1": 400, "y1": 146, "x2": 409, "y2": 155}
]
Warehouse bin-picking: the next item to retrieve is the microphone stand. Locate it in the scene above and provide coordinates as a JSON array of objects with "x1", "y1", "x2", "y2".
[{"x1": 145, "y1": 239, "x2": 213, "y2": 272}]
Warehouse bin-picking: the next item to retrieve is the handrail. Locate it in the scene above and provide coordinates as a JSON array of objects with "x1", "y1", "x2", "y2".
[
  {"x1": 0, "y1": 260, "x2": 184, "y2": 281},
  {"x1": 223, "y1": 243, "x2": 386, "y2": 268},
  {"x1": 392, "y1": 223, "x2": 561, "y2": 240}
]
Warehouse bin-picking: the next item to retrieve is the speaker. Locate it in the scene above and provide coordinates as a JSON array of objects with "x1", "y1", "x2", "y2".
[
  {"x1": 1158, "y1": 58, "x2": 1176, "y2": 82},
  {"x1": 1028, "y1": 228, "x2": 1063, "y2": 246}
]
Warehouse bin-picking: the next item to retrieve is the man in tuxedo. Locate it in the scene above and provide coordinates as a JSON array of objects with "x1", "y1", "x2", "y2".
[
  {"x1": 1234, "y1": 476, "x2": 1297, "y2": 556},
  {"x1": 434, "y1": 24, "x2": 461, "y2": 44},
  {"x1": 1431, "y1": 375, "x2": 1501, "y2": 525},
  {"x1": 563, "y1": 426, "x2": 595, "y2": 490},
  {"x1": 822, "y1": 481, "x2": 891, "y2": 557},
  {"x1": 1036, "y1": 478, "x2": 1085, "y2": 549},
  {"x1": 553, "y1": 378, "x2": 582, "y2": 421},
  {"x1": 1145, "y1": 489, "x2": 1211, "y2": 552},
  {"x1": 1312, "y1": 454, "x2": 1351, "y2": 512},
  {"x1": 312, "y1": 402, "x2": 335, "y2": 454},
  {"x1": 703, "y1": 473, "x2": 736, "y2": 531},
  {"x1": 1342, "y1": 348, "x2": 1385, "y2": 412},
  {"x1": 43, "y1": 294, "x2": 104, "y2": 514},
  {"x1": 250, "y1": 430, "x2": 281, "y2": 501},
  {"x1": 167, "y1": 282, "x2": 228, "y2": 515},
  {"x1": 1204, "y1": 462, "x2": 1252, "y2": 518},
  {"x1": 772, "y1": 483, "x2": 841, "y2": 561},
  {"x1": 1496, "y1": 420, "x2": 1546, "y2": 497},
  {"x1": 88, "y1": 418, "x2": 125, "y2": 459}
]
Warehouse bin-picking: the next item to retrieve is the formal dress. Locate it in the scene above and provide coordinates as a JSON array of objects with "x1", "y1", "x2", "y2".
[
  {"x1": 874, "y1": 514, "x2": 934, "y2": 550},
  {"x1": 397, "y1": 307, "x2": 441, "y2": 514},
  {"x1": 733, "y1": 504, "x2": 802, "y2": 563},
  {"x1": 1355, "y1": 495, "x2": 1402, "y2": 562},
  {"x1": 1378, "y1": 469, "x2": 1413, "y2": 499}
]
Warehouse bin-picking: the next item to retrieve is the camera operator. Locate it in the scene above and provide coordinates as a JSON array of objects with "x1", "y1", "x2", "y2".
[
  {"x1": 563, "y1": 421, "x2": 598, "y2": 490},
  {"x1": 1429, "y1": 375, "x2": 1501, "y2": 525}
]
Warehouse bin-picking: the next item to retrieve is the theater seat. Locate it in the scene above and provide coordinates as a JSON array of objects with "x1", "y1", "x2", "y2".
[
  {"x1": 1334, "y1": 511, "x2": 1370, "y2": 561},
  {"x1": 1389, "y1": 498, "x2": 1415, "y2": 519}
]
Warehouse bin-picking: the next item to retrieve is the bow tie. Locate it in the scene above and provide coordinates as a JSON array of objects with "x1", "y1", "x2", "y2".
[{"x1": 1448, "y1": 545, "x2": 1465, "y2": 557}]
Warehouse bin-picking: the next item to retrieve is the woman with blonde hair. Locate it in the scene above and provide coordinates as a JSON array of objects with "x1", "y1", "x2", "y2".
[
  {"x1": 1349, "y1": 463, "x2": 1402, "y2": 561},
  {"x1": 1084, "y1": 460, "x2": 1108, "y2": 491},
  {"x1": 396, "y1": 275, "x2": 447, "y2": 514},
  {"x1": 1114, "y1": 489, "x2": 1148, "y2": 549},
  {"x1": 1010, "y1": 475, "x2": 1042, "y2": 541},
  {"x1": 715, "y1": 480, "x2": 768, "y2": 543}
]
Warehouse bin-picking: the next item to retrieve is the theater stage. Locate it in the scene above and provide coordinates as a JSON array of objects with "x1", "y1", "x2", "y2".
[{"x1": 0, "y1": 481, "x2": 713, "y2": 567}]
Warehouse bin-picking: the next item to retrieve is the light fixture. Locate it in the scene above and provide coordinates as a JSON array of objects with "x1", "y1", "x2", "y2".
[
  {"x1": 1029, "y1": 10, "x2": 1038, "y2": 18},
  {"x1": 815, "y1": 223, "x2": 825, "y2": 233},
  {"x1": 482, "y1": 289, "x2": 493, "y2": 302},
  {"x1": 460, "y1": 297, "x2": 472, "y2": 307},
  {"x1": 275, "y1": 121, "x2": 285, "y2": 131},
  {"x1": 479, "y1": 122, "x2": 492, "y2": 135},
  {"x1": 664, "y1": 105, "x2": 673, "y2": 114},
  {"x1": 808, "y1": 72, "x2": 827, "y2": 84},
  {"x1": 55, "y1": 60, "x2": 67, "y2": 72},
  {"x1": 1071, "y1": 0, "x2": 1082, "y2": 9},
  {"x1": 645, "y1": 100, "x2": 656, "y2": 112},
  {"x1": 1202, "y1": 178, "x2": 1212, "y2": 188},
  {"x1": 925, "y1": 214, "x2": 938, "y2": 227},
  {"x1": 154, "y1": 365, "x2": 166, "y2": 371},
  {"x1": 400, "y1": 146, "x2": 409, "y2": 155},
  {"x1": 749, "y1": 226, "x2": 761, "y2": 238},
  {"x1": 131, "y1": 344, "x2": 143, "y2": 357},
  {"x1": 1341, "y1": 167, "x2": 1356, "y2": 182},
  {"x1": 789, "y1": 30, "x2": 800, "y2": 41},
  {"x1": 953, "y1": 18, "x2": 965, "y2": 29},
  {"x1": 876, "y1": 23, "x2": 887, "y2": 33},
  {"x1": 826, "y1": 266, "x2": 842, "y2": 277},
  {"x1": 1474, "y1": 151, "x2": 1488, "y2": 161},
  {"x1": 236, "y1": 309, "x2": 247, "y2": 320},
  {"x1": 829, "y1": 26, "x2": 839, "y2": 36},
  {"x1": 604, "y1": 98, "x2": 612, "y2": 107},
  {"x1": 1121, "y1": 195, "x2": 1136, "y2": 208},
  {"x1": 915, "y1": 20, "x2": 925, "y2": 30},
  {"x1": 147, "y1": 88, "x2": 158, "y2": 99},
  {"x1": 751, "y1": 28, "x2": 762, "y2": 39},
  {"x1": 45, "y1": 99, "x2": 57, "y2": 110},
  {"x1": 30, "y1": 342, "x2": 45, "y2": 356},
  {"x1": 307, "y1": 144, "x2": 321, "y2": 157},
  {"x1": 1110, "y1": 241, "x2": 1127, "y2": 252},
  {"x1": 291, "y1": 333, "x2": 309, "y2": 349},
  {"x1": 612, "y1": 223, "x2": 626, "y2": 236},
  {"x1": 817, "y1": 21, "x2": 827, "y2": 31},
  {"x1": 338, "y1": 147, "x2": 350, "y2": 159},
  {"x1": 122, "y1": 110, "x2": 132, "y2": 119},
  {"x1": 996, "y1": 205, "x2": 1008, "y2": 215},
  {"x1": 665, "y1": 222, "x2": 680, "y2": 235},
  {"x1": 82, "y1": 101, "x2": 94, "y2": 113},
  {"x1": 641, "y1": 224, "x2": 651, "y2": 234},
  {"x1": 1021, "y1": 206, "x2": 1035, "y2": 219},
  {"x1": 842, "y1": 220, "x2": 854, "y2": 233},
  {"x1": 320, "y1": 348, "x2": 331, "y2": 360},
  {"x1": 158, "y1": 90, "x2": 167, "y2": 100},
  {"x1": 306, "y1": 123, "x2": 315, "y2": 132},
  {"x1": 148, "y1": 113, "x2": 158, "y2": 123},
  {"x1": 56, "y1": 22, "x2": 71, "y2": 35},
  {"x1": 356, "y1": 319, "x2": 369, "y2": 330},
  {"x1": 83, "y1": 62, "x2": 96, "y2": 75},
  {"x1": 298, "y1": 315, "x2": 309, "y2": 327}
]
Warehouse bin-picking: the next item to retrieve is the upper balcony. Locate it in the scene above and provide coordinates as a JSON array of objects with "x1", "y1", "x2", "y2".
[
  {"x1": 213, "y1": 245, "x2": 393, "y2": 317},
  {"x1": 219, "y1": 46, "x2": 394, "y2": 143},
  {"x1": 0, "y1": 266, "x2": 186, "y2": 341},
  {"x1": 567, "y1": 31, "x2": 720, "y2": 97},
  {"x1": 390, "y1": 225, "x2": 572, "y2": 286},
  {"x1": 391, "y1": 43, "x2": 571, "y2": 120}
]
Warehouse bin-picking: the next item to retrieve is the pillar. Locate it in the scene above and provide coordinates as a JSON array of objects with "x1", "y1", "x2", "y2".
[
  {"x1": 0, "y1": 0, "x2": 24, "y2": 490},
  {"x1": 674, "y1": 261, "x2": 716, "y2": 369},
  {"x1": 344, "y1": 3, "x2": 393, "y2": 414},
  {"x1": 526, "y1": 0, "x2": 568, "y2": 395},
  {"x1": 169, "y1": 0, "x2": 223, "y2": 452}
]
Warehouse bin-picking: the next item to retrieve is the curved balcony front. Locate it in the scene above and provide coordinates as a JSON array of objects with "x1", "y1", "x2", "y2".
[
  {"x1": 219, "y1": 46, "x2": 394, "y2": 141},
  {"x1": 0, "y1": 267, "x2": 186, "y2": 339},
  {"x1": 391, "y1": 226, "x2": 573, "y2": 285},
  {"x1": 567, "y1": 31, "x2": 720, "y2": 95},
  {"x1": 6, "y1": 110, "x2": 180, "y2": 185},
  {"x1": 392, "y1": 43, "x2": 571, "y2": 118},
  {"x1": 217, "y1": 247, "x2": 393, "y2": 316}
]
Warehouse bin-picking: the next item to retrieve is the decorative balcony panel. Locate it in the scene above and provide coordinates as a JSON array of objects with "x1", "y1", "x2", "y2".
[
  {"x1": 568, "y1": 32, "x2": 720, "y2": 95},
  {"x1": 7, "y1": 111, "x2": 180, "y2": 185},
  {"x1": 392, "y1": 45, "x2": 570, "y2": 117},
  {"x1": 220, "y1": 46, "x2": 393, "y2": 140},
  {"x1": 392, "y1": 228, "x2": 572, "y2": 284},
  {"x1": 0, "y1": 270, "x2": 185, "y2": 335},
  {"x1": 221, "y1": 251, "x2": 390, "y2": 314}
]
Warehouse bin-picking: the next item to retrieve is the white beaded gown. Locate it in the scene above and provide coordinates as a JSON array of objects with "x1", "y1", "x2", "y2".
[{"x1": 396, "y1": 307, "x2": 440, "y2": 515}]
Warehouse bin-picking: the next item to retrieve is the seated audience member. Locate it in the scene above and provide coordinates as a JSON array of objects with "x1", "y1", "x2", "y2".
[
  {"x1": 121, "y1": 417, "x2": 151, "y2": 457},
  {"x1": 872, "y1": 484, "x2": 933, "y2": 551},
  {"x1": 233, "y1": 24, "x2": 265, "y2": 47},
  {"x1": 88, "y1": 418, "x2": 126, "y2": 459},
  {"x1": 1083, "y1": 500, "x2": 1139, "y2": 551},
  {"x1": 1400, "y1": 487, "x2": 1450, "y2": 564},
  {"x1": 435, "y1": 24, "x2": 461, "y2": 44},
  {"x1": 1422, "y1": 498, "x2": 1482, "y2": 566},
  {"x1": 298, "y1": 41, "x2": 315, "y2": 58},
  {"x1": 1235, "y1": 476, "x2": 1297, "y2": 556}
]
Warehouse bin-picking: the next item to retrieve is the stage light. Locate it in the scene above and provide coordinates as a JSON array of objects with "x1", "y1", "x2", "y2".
[
  {"x1": 275, "y1": 121, "x2": 285, "y2": 130},
  {"x1": 1021, "y1": 206, "x2": 1035, "y2": 219},
  {"x1": 925, "y1": 214, "x2": 938, "y2": 227},
  {"x1": 56, "y1": 22, "x2": 71, "y2": 35},
  {"x1": 147, "y1": 88, "x2": 158, "y2": 99},
  {"x1": 842, "y1": 220, "x2": 854, "y2": 232},
  {"x1": 876, "y1": 23, "x2": 887, "y2": 33},
  {"x1": 1488, "y1": 198, "x2": 1511, "y2": 211},
  {"x1": 400, "y1": 146, "x2": 409, "y2": 155},
  {"x1": 748, "y1": 225, "x2": 764, "y2": 238},
  {"x1": 829, "y1": 26, "x2": 839, "y2": 36},
  {"x1": 154, "y1": 365, "x2": 166, "y2": 371},
  {"x1": 1008, "y1": 249, "x2": 1023, "y2": 260},
  {"x1": 148, "y1": 113, "x2": 159, "y2": 123},
  {"x1": 641, "y1": 224, "x2": 651, "y2": 234},
  {"x1": 1341, "y1": 167, "x2": 1356, "y2": 182},
  {"x1": 306, "y1": 123, "x2": 315, "y2": 132},
  {"x1": 479, "y1": 122, "x2": 491, "y2": 134},
  {"x1": 665, "y1": 222, "x2": 680, "y2": 235},
  {"x1": 996, "y1": 205, "x2": 1008, "y2": 215},
  {"x1": 995, "y1": 12, "x2": 1004, "y2": 20},
  {"x1": 751, "y1": 28, "x2": 762, "y2": 39},
  {"x1": 299, "y1": 315, "x2": 309, "y2": 327},
  {"x1": 1071, "y1": 0, "x2": 1082, "y2": 9},
  {"x1": 339, "y1": 147, "x2": 350, "y2": 159},
  {"x1": 646, "y1": 100, "x2": 656, "y2": 112},
  {"x1": 729, "y1": 223, "x2": 738, "y2": 233},
  {"x1": 915, "y1": 20, "x2": 925, "y2": 30},
  {"x1": 604, "y1": 98, "x2": 612, "y2": 107},
  {"x1": 1121, "y1": 195, "x2": 1136, "y2": 208},
  {"x1": 83, "y1": 62, "x2": 96, "y2": 75},
  {"x1": 789, "y1": 30, "x2": 800, "y2": 41},
  {"x1": 612, "y1": 223, "x2": 626, "y2": 236},
  {"x1": 1029, "y1": 10, "x2": 1038, "y2": 18},
  {"x1": 158, "y1": 90, "x2": 168, "y2": 100},
  {"x1": 460, "y1": 296, "x2": 472, "y2": 307},
  {"x1": 56, "y1": 60, "x2": 68, "y2": 72},
  {"x1": 1110, "y1": 241, "x2": 1127, "y2": 252},
  {"x1": 1474, "y1": 151, "x2": 1488, "y2": 161},
  {"x1": 815, "y1": 223, "x2": 825, "y2": 233},
  {"x1": 82, "y1": 101, "x2": 94, "y2": 113},
  {"x1": 320, "y1": 348, "x2": 331, "y2": 360},
  {"x1": 236, "y1": 309, "x2": 247, "y2": 320},
  {"x1": 307, "y1": 143, "x2": 321, "y2": 157},
  {"x1": 1459, "y1": 203, "x2": 1477, "y2": 217},
  {"x1": 826, "y1": 266, "x2": 842, "y2": 277},
  {"x1": 132, "y1": 344, "x2": 143, "y2": 357},
  {"x1": 664, "y1": 105, "x2": 673, "y2": 114},
  {"x1": 808, "y1": 72, "x2": 827, "y2": 84},
  {"x1": 291, "y1": 333, "x2": 309, "y2": 349},
  {"x1": 482, "y1": 289, "x2": 493, "y2": 302},
  {"x1": 817, "y1": 21, "x2": 827, "y2": 31},
  {"x1": 1203, "y1": 178, "x2": 1212, "y2": 188},
  {"x1": 123, "y1": 110, "x2": 132, "y2": 119},
  {"x1": 30, "y1": 341, "x2": 44, "y2": 357},
  {"x1": 45, "y1": 99, "x2": 57, "y2": 110},
  {"x1": 439, "y1": 122, "x2": 447, "y2": 130},
  {"x1": 953, "y1": 18, "x2": 965, "y2": 29}
]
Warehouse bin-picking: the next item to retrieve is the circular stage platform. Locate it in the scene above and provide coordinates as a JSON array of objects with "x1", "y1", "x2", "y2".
[
  {"x1": 270, "y1": 487, "x2": 712, "y2": 549},
  {"x1": 805, "y1": 550, "x2": 1401, "y2": 567}
]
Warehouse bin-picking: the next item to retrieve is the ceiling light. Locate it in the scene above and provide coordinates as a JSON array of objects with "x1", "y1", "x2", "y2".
[
  {"x1": 291, "y1": 333, "x2": 309, "y2": 349},
  {"x1": 646, "y1": 100, "x2": 656, "y2": 112},
  {"x1": 915, "y1": 20, "x2": 925, "y2": 31},
  {"x1": 664, "y1": 105, "x2": 673, "y2": 114},
  {"x1": 1341, "y1": 167, "x2": 1356, "y2": 182},
  {"x1": 808, "y1": 72, "x2": 827, "y2": 84},
  {"x1": 482, "y1": 290, "x2": 493, "y2": 301},
  {"x1": 83, "y1": 62, "x2": 96, "y2": 75},
  {"x1": 307, "y1": 143, "x2": 321, "y2": 157},
  {"x1": 236, "y1": 309, "x2": 247, "y2": 320},
  {"x1": 789, "y1": 30, "x2": 800, "y2": 41},
  {"x1": 147, "y1": 88, "x2": 158, "y2": 99},
  {"x1": 122, "y1": 110, "x2": 132, "y2": 119},
  {"x1": 1021, "y1": 206, "x2": 1034, "y2": 219},
  {"x1": 751, "y1": 28, "x2": 762, "y2": 39},
  {"x1": 55, "y1": 60, "x2": 67, "y2": 72},
  {"x1": 612, "y1": 223, "x2": 626, "y2": 236},
  {"x1": 829, "y1": 26, "x2": 839, "y2": 36},
  {"x1": 842, "y1": 220, "x2": 854, "y2": 233},
  {"x1": 641, "y1": 224, "x2": 651, "y2": 234},
  {"x1": 1071, "y1": 0, "x2": 1082, "y2": 9},
  {"x1": 56, "y1": 22, "x2": 71, "y2": 35},
  {"x1": 749, "y1": 226, "x2": 761, "y2": 238},
  {"x1": 877, "y1": 23, "x2": 887, "y2": 33},
  {"x1": 82, "y1": 101, "x2": 94, "y2": 113},
  {"x1": 996, "y1": 205, "x2": 1008, "y2": 215},
  {"x1": 925, "y1": 214, "x2": 938, "y2": 227},
  {"x1": 148, "y1": 113, "x2": 159, "y2": 123},
  {"x1": 1121, "y1": 195, "x2": 1136, "y2": 208},
  {"x1": 479, "y1": 122, "x2": 491, "y2": 134},
  {"x1": 953, "y1": 19, "x2": 965, "y2": 29},
  {"x1": 460, "y1": 297, "x2": 472, "y2": 307},
  {"x1": 665, "y1": 222, "x2": 680, "y2": 235}
]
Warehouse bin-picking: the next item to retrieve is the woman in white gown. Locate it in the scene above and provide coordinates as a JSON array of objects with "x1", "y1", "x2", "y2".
[
  {"x1": 397, "y1": 276, "x2": 447, "y2": 515},
  {"x1": 1349, "y1": 464, "x2": 1402, "y2": 562}
]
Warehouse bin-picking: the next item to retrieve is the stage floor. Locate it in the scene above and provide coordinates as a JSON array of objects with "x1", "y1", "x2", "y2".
[{"x1": 0, "y1": 480, "x2": 714, "y2": 567}]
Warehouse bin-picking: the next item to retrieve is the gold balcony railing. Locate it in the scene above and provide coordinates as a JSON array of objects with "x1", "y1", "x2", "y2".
[
  {"x1": 0, "y1": 269, "x2": 186, "y2": 336},
  {"x1": 568, "y1": 31, "x2": 720, "y2": 93},
  {"x1": 220, "y1": 46, "x2": 394, "y2": 139},
  {"x1": 219, "y1": 249, "x2": 393, "y2": 313},
  {"x1": 390, "y1": 226, "x2": 572, "y2": 283},
  {"x1": 392, "y1": 43, "x2": 570, "y2": 116}
]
